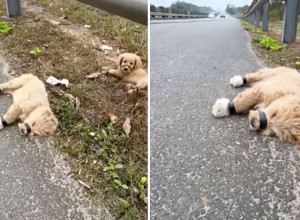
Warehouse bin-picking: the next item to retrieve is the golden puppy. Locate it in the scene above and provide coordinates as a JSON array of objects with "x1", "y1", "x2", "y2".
[
  {"x1": 105, "y1": 53, "x2": 148, "y2": 93},
  {"x1": 212, "y1": 67, "x2": 300, "y2": 144},
  {"x1": 0, "y1": 74, "x2": 58, "y2": 136}
]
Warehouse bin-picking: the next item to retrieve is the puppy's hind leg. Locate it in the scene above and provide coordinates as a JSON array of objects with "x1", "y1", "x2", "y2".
[
  {"x1": 229, "y1": 68, "x2": 274, "y2": 88},
  {"x1": 212, "y1": 88, "x2": 262, "y2": 117},
  {"x1": 0, "y1": 104, "x2": 21, "y2": 129}
]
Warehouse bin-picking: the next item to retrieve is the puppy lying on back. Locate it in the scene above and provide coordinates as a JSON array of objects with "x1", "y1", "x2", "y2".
[
  {"x1": 0, "y1": 74, "x2": 58, "y2": 136},
  {"x1": 104, "y1": 53, "x2": 148, "y2": 94},
  {"x1": 212, "y1": 67, "x2": 300, "y2": 144}
]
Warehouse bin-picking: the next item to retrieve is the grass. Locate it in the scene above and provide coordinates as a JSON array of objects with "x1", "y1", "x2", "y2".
[
  {"x1": 241, "y1": 10, "x2": 300, "y2": 69},
  {"x1": 32, "y1": 0, "x2": 148, "y2": 60},
  {"x1": 0, "y1": 0, "x2": 148, "y2": 219}
]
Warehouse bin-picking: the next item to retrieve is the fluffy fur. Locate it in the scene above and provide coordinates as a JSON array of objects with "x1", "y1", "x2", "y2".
[
  {"x1": 0, "y1": 74, "x2": 58, "y2": 136},
  {"x1": 105, "y1": 53, "x2": 148, "y2": 94},
  {"x1": 213, "y1": 67, "x2": 300, "y2": 144}
]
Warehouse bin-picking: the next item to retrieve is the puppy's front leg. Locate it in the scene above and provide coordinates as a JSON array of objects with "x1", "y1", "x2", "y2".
[
  {"x1": 230, "y1": 69, "x2": 275, "y2": 88},
  {"x1": 0, "y1": 104, "x2": 21, "y2": 129},
  {"x1": 108, "y1": 69, "x2": 123, "y2": 79},
  {"x1": 212, "y1": 88, "x2": 262, "y2": 117}
]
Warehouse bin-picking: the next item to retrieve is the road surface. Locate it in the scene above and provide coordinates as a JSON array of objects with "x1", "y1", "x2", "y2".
[
  {"x1": 150, "y1": 17, "x2": 300, "y2": 219},
  {"x1": 0, "y1": 56, "x2": 109, "y2": 219}
]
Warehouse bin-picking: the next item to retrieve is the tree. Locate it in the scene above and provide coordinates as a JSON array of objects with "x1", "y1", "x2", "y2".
[
  {"x1": 150, "y1": 4, "x2": 156, "y2": 12},
  {"x1": 270, "y1": 0, "x2": 285, "y2": 20},
  {"x1": 226, "y1": 4, "x2": 235, "y2": 15},
  {"x1": 170, "y1": 1, "x2": 212, "y2": 15}
]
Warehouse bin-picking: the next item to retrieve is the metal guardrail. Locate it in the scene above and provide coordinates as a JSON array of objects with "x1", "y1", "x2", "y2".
[
  {"x1": 76, "y1": 0, "x2": 147, "y2": 25},
  {"x1": 150, "y1": 12, "x2": 208, "y2": 19},
  {"x1": 244, "y1": 0, "x2": 268, "y2": 17},
  {"x1": 5, "y1": 0, "x2": 147, "y2": 25},
  {"x1": 243, "y1": 0, "x2": 300, "y2": 43}
]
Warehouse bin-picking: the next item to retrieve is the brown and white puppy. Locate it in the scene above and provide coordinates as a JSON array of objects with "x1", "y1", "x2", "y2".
[
  {"x1": 212, "y1": 67, "x2": 300, "y2": 144},
  {"x1": 0, "y1": 74, "x2": 58, "y2": 136},
  {"x1": 104, "y1": 53, "x2": 148, "y2": 94}
]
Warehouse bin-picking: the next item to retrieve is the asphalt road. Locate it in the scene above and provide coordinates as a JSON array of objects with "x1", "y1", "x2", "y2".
[
  {"x1": 0, "y1": 56, "x2": 109, "y2": 219},
  {"x1": 150, "y1": 17, "x2": 300, "y2": 219}
]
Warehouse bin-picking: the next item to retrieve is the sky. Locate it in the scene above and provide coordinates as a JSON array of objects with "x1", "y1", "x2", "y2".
[{"x1": 150, "y1": 0, "x2": 253, "y2": 11}]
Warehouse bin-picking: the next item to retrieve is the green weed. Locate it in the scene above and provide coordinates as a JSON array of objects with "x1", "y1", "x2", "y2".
[
  {"x1": 29, "y1": 47, "x2": 42, "y2": 56},
  {"x1": 0, "y1": 21, "x2": 13, "y2": 35},
  {"x1": 56, "y1": 99, "x2": 76, "y2": 130},
  {"x1": 260, "y1": 35, "x2": 283, "y2": 51}
]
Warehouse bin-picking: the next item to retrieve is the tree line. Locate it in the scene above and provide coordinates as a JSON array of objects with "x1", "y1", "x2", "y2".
[{"x1": 150, "y1": 1, "x2": 213, "y2": 15}]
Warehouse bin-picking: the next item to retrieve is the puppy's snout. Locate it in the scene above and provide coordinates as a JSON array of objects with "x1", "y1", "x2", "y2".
[
  {"x1": 18, "y1": 123, "x2": 27, "y2": 135},
  {"x1": 124, "y1": 67, "x2": 129, "y2": 71},
  {"x1": 250, "y1": 119, "x2": 256, "y2": 128},
  {"x1": 21, "y1": 128, "x2": 26, "y2": 134}
]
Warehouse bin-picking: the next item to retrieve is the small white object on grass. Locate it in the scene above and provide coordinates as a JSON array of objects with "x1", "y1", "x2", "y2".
[
  {"x1": 46, "y1": 76, "x2": 69, "y2": 87},
  {"x1": 212, "y1": 98, "x2": 230, "y2": 117},
  {"x1": 230, "y1": 75, "x2": 244, "y2": 87},
  {"x1": 100, "y1": 45, "x2": 112, "y2": 51}
]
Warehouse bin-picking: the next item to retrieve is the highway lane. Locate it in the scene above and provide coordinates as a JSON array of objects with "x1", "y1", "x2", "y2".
[{"x1": 150, "y1": 16, "x2": 300, "y2": 219}]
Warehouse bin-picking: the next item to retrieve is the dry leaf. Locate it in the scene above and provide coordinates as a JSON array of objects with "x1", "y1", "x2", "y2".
[
  {"x1": 123, "y1": 117, "x2": 131, "y2": 137},
  {"x1": 108, "y1": 113, "x2": 118, "y2": 124},
  {"x1": 75, "y1": 97, "x2": 80, "y2": 112},
  {"x1": 64, "y1": 93, "x2": 80, "y2": 111},
  {"x1": 202, "y1": 197, "x2": 209, "y2": 205},
  {"x1": 47, "y1": 19, "x2": 61, "y2": 26},
  {"x1": 91, "y1": 38, "x2": 101, "y2": 50},
  {"x1": 78, "y1": 180, "x2": 91, "y2": 189},
  {"x1": 85, "y1": 72, "x2": 102, "y2": 79}
]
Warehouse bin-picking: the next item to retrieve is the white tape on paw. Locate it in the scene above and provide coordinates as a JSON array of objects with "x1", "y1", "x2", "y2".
[
  {"x1": 230, "y1": 75, "x2": 244, "y2": 87},
  {"x1": 212, "y1": 98, "x2": 230, "y2": 117}
]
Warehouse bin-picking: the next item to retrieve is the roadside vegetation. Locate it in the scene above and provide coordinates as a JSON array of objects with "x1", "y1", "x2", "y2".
[
  {"x1": 241, "y1": 1, "x2": 300, "y2": 69},
  {"x1": 0, "y1": 0, "x2": 147, "y2": 219}
]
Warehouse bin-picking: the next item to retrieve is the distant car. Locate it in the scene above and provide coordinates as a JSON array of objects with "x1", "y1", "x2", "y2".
[{"x1": 220, "y1": 15, "x2": 225, "y2": 18}]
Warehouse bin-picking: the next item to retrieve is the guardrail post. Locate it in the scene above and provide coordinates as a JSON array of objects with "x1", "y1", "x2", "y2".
[
  {"x1": 255, "y1": 9, "x2": 260, "y2": 27},
  {"x1": 282, "y1": 0, "x2": 300, "y2": 43},
  {"x1": 251, "y1": 13, "x2": 255, "y2": 25},
  {"x1": 5, "y1": 0, "x2": 21, "y2": 17},
  {"x1": 262, "y1": 2, "x2": 269, "y2": 31}
]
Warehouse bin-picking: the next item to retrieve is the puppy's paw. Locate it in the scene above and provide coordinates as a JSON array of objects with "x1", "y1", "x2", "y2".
[
  {"x1": 128, "y1": 89, "x2": 137, "y2": 94},
  {"x1": 0, "y1": 119, "x2": 3, "y2": 130},
  {"x1": 212, "y1": 98, "x2": 230, "y2": 117},
  {"x1": 249, "y1": 110, "x2": 260, "y2": 131},
  {"x1": 230, "y1": 75, "x2": 244, "y2": 87},
  {"x1": 101, "y1": 66, "x2": 109, "y2": 74},
  {"x1": 126, "y1": 83, "x2": 136, "y2": 90}
]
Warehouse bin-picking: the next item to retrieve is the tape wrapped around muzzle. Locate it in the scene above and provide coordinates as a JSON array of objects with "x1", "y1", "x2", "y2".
[
  {"x1": 228, "y1": 102, "x2": 236, "y2": 115},
  {"x1": 259, "y1": 111, "x2": 268, "y2": 130}
]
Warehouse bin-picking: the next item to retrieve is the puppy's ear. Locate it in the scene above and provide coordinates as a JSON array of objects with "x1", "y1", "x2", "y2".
[
  {"x1": 118, "y1": 54, "x2": 125, "y2": 66},
  {"x1": 134, "y1": 55, "x2": 143, "y2": 69}
]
